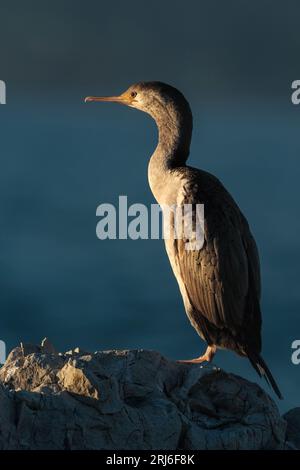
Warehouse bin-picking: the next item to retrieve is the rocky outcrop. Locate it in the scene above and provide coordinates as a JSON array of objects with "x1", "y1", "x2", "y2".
[
  {"x1": 283, "y1": 408, "x2": 300, "y2": 450},
  {"x1": 0, "y1": 340, "x2": 288, "y2": 450}
]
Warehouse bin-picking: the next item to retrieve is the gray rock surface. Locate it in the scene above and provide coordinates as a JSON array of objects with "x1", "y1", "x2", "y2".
[
  {"x1": 283, "y1": 407, "x2": 300, "y2": 450},
  {"x1": 0, "y1": 339, "x2": 287, "y2": 450}
]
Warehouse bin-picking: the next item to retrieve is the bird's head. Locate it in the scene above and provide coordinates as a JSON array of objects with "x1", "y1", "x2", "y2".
[
  {"x1": 85, "y1": 81, "x2": 192, "y2": 123},
  {"x1": 85, "y1": 82, "x2": 193, "y2": 162}
]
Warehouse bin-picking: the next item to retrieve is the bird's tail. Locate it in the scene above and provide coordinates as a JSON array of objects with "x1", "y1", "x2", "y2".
[{"x1": 247, "y1": 351, "x2": 283, "y2": 400}]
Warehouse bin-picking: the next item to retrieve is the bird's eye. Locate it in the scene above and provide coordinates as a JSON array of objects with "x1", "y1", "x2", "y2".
[{"x1": 130, "y1": 91, "x2": 137, "y2": 98}]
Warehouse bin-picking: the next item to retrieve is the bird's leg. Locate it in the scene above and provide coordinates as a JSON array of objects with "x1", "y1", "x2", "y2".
[{"x1": 177, "y1": 345, "x2": 217, "y2": 364}]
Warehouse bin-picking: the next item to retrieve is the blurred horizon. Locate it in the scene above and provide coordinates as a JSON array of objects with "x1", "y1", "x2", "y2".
[{"x1": 1, "y1": 1, "x2": 300, "y2": 97}]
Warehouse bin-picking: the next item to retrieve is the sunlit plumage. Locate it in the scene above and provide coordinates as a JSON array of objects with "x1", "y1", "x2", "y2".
[{"x1": 85, "y1": 81, "x2": 282, "y2": 399}]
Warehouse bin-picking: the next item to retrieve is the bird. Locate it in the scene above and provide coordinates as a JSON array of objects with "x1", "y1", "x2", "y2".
[{"x1": 85, "y1": 81, "x2": 282, "y2": 399}]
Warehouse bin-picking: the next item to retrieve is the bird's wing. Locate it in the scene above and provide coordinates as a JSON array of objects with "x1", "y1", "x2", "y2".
[{"x1": 173, "y1": 172, "x2": 261, "y2": 335}]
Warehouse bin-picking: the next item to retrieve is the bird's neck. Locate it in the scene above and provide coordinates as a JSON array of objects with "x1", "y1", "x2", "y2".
[{"x1": 148, "y1": 107, "x2": 193, "y2": 203}]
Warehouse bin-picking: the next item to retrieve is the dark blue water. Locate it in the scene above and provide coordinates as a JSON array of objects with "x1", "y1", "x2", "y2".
[{"x1": 0, "y1": 95, "x2": 299, "y2": 412}]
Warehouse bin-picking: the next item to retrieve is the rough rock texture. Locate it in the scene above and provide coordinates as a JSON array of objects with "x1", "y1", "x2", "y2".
[
  {"x1": 0, "y1": 340, "x2": 287, "y2": 450},
  {"x1": 283, "y1": 408, "x2": 300, "y2": 450}
]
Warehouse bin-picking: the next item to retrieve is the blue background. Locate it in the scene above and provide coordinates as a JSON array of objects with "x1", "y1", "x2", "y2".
[{"x1": 0, "y1": 0, "x2": 299, "y2": 412}]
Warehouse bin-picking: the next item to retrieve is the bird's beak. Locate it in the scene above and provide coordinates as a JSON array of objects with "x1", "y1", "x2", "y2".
[{"x1": 84, "y1": 91, "x2": 135, "y2": 106}]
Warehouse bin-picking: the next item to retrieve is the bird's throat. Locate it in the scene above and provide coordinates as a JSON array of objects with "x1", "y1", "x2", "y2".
[{"x1": 148, "y1": 109, "x2": 192, "y2": 204}]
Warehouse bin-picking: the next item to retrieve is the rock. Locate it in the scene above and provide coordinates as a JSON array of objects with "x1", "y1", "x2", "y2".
[
  {"x1": 57, "y1": 361, "x2": 99, "y2": 400},
  {"x1": 20, "y1": 342, "x2": 40, "y2": 357},
  {"x1": 0, "y1": 343, "x2": 287, "y2": 450},
  {"x1": 41, "y1": 338, "x2": 57, "y2": 355},
  {"x1": 283, "y1": 408, "x2": 300, "y2": 449}
]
